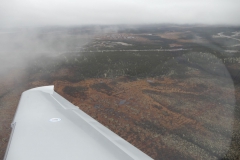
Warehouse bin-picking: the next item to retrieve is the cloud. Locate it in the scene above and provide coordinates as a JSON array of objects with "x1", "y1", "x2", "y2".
[{"x1": 0, "y1": 0, "x2": 240, "y2": 28}]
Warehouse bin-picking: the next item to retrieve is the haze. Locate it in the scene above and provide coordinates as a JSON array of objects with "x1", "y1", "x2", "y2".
[{"x1": 1, "y1": 0, "x2": 240, "y2": 28}]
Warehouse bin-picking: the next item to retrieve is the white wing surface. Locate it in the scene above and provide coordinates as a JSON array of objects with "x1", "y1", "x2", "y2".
[{"x1": 4, "y1": 86, "x2": 153, "y2": 160}]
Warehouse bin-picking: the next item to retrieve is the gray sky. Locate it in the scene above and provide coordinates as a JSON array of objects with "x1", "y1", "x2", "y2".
[{"x1": 0, "y1": 0, "x2": 240, "y2": 28}]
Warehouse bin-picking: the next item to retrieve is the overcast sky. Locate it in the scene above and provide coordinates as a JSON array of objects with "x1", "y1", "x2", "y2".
[{"x1": 0, "y1": 0, "x2": 240, "y2": 28}]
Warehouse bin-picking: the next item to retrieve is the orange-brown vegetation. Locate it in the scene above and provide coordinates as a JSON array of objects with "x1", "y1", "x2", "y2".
[{"x1": 53, "y1": 74, "x2": 236, "y2": 159}]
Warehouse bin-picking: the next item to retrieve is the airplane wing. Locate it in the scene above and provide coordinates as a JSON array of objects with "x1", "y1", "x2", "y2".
[{"x1": 4, "y1": 86, "x2": 153, "y2": 160}]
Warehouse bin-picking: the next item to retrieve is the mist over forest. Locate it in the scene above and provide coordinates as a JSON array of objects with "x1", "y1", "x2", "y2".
[{"x1": 1, "y1": 0, "x2": 240, "y2": 160}]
